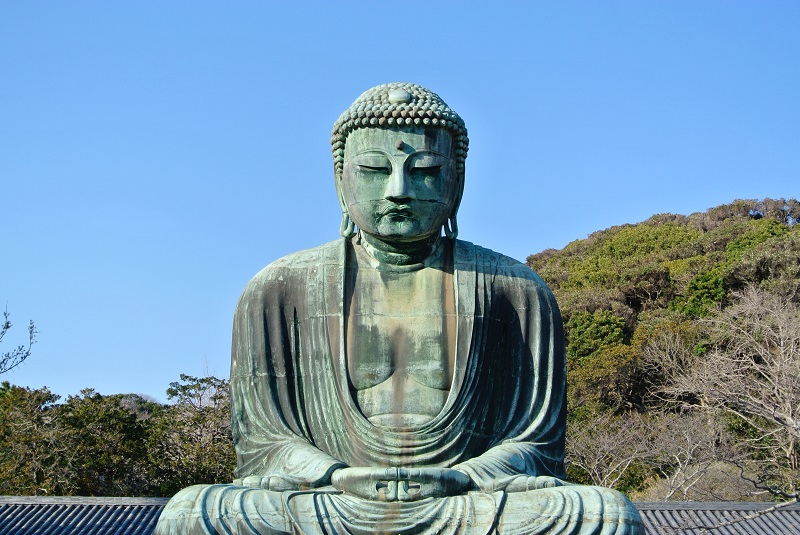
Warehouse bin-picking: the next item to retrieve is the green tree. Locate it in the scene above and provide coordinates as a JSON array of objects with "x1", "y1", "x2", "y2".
[
  {"x1": 565, "y1": 310, "x2": 628, "y2": 361},
  {"x1": 670, "y1": 270, "x2": 727, "y2": 318},
  {"x1": 57, "y1": 389, "x2": 151, "y2": 496},
  {"x1": 147, "y1": 374, "x2": 236, "y2": 495},
  {"x1": 0, "y1": 383, "x2": 71, "y2": 495}
]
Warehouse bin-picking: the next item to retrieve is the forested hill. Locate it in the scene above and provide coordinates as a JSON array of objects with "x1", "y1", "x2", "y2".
[
  {"x1": 529, "y1": 198, "x2": 799, "y2": 319},
  {"x1": 526, "y1": 198, "x2": 800, "y2": 500},
  {"x1": 527, "y1": 198, "x2": 799, "y2": 413}
]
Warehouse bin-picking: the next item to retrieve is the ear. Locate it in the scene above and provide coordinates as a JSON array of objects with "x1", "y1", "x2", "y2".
[
  {"x1": 335, "y1": 171, "x2": 355, "y2": 238},
  {"x1": 335, "y1": 171, "x2": 349, "y2": 213},
  {"x1": 450, "y1": 170, "x2": 465, "y2": 219}
]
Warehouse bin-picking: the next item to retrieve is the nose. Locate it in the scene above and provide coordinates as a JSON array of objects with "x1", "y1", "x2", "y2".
[{"x1": 385, "y1": 166, "x2": 416, "y2": 202}]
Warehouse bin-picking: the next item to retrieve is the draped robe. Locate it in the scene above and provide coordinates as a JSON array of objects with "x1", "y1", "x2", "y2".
[{"x1": 155, "y1": 238, "x2": 644, "y2": 534}]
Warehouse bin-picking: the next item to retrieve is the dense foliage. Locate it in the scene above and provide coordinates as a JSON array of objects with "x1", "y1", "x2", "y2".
[
  {"x1": 0, "y1": 375, "x2": 235, "y2": 497},
  {"x1": 529, "y1": 198, "x2": 800, "y2": 500}
]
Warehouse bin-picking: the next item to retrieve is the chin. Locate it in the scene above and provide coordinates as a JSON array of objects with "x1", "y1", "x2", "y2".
[
  {"x1": 377, "y1": 229, "x2": 439, "y2": 243},
  {"x1": 374, "y1": 220, "x2": 446, "y2": 242}
]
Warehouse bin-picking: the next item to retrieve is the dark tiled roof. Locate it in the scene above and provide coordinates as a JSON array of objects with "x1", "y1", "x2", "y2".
[
  {"x1": 0, "y1": 496, "x2": 168, "y2": 535},
  {"x1": 637, "y1": 501, "x2": 800, "y2": 534},
  {"x1": 1, "y1": 497, "x2": 799, "y2": 534}
]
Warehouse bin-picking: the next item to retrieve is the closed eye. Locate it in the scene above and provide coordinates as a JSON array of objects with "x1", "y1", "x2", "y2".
[
  {"x1": 352, "y1": 151, "x2": 392, "y2": 173},
  {"x1": 357, "y1": 164, "x2": 391, "y2": 174},
  {"x1": 358, "y1": 165, "x2": 392, "y2": 175},
  {"x1": 411, "y1": 165, "x2": 442, "y2": 175}
]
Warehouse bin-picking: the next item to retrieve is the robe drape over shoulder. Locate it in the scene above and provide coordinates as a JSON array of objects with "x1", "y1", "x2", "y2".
[{"x1": 230, "y1": 238, "x2": 567, "y2": 492}]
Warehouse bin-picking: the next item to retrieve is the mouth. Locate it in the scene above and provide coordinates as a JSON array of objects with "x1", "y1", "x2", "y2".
[{"x1": 380, "y1": 205, "x2": 414, "y2": 217}]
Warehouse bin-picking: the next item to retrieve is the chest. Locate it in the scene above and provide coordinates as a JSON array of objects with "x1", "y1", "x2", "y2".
[{"x1": 345, "y1": 264, "x2": 456, "y2": 391}]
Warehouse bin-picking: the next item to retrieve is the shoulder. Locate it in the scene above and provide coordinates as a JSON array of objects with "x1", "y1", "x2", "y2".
[
  {"x1": 455, "y1": 239, "x2": 562, "y2": 322},
  {"x1": 454, "y1": 239, "x2": 550, "y2": 288},
  {"x1": 237, "y1": 239, "x2": 343, "y2": 302},
  {"x1": 260, "y1": 239, "x2": 342, "y2": 272}
]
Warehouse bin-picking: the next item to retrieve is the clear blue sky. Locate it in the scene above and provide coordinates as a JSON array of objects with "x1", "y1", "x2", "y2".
[{"x1": 3, "y1": 2, "x2": 798, "y2": 402}]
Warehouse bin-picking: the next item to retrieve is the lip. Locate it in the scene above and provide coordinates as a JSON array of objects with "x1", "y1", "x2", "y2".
[{"x1": 380, "y1": 205, "x2": 414, "y2": 216}]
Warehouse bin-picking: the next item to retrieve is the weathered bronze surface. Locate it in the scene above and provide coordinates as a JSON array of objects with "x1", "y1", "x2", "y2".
[{"x1": 156, "y1": 83, "x2": 645, "y2": 534}]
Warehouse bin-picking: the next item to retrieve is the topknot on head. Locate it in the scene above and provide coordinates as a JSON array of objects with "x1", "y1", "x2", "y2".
[{"x1": 331, "y1": 82, "x2": 469, "y2": 178}]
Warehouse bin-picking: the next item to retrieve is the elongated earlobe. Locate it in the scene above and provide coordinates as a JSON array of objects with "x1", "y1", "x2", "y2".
[
  {"x1": 340, "y1": 212, "x2": 355, "y2": 238},
  {"x1": 444, "y1": 215, "x2": 458, "y2": 239}
]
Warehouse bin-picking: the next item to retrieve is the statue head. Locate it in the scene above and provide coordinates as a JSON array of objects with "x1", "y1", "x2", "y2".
[{"x1": 331, "y1": 83, "x2": 469, "y2": 241}]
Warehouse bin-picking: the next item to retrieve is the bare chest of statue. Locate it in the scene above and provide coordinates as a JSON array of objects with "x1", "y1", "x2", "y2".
[{"x1": 345, "y1": 242, "x2": 456, "y2": 428}]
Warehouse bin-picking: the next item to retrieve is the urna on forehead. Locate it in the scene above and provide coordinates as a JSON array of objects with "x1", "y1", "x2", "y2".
[{"x1": 331, "y1": 83, "x2": 469, "y2": 177}]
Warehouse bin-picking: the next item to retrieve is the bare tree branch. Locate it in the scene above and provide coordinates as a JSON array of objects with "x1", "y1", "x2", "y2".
[
  {"x1": 647, "y1": 286, "x2": 800, "y2": 499},
  {"x1": 0, "y1": 308, "x2": 37, "y2": 374}
]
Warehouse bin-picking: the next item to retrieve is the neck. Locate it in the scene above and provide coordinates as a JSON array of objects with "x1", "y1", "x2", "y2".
[{"x1": 359, "y1": 232, "x2": 441, "y2": 266}]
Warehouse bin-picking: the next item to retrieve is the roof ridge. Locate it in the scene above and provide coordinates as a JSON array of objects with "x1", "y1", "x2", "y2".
[
  {"x1": 635, "y1": 501, "x2": 800, "y2": 511},
  {"x1": 0, "y1": 496, "x2": 170, "y2": 506}
]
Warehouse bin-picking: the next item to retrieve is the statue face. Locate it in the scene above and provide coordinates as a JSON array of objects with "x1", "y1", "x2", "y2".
[{"x1": 341, "y1": 127, "x2": 457, "y2": 243}]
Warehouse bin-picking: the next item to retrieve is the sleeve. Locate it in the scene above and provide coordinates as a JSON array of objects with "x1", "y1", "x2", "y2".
[
  {"x1": 229, "y1": 269, "x2": 347, "y2": 486},
  {"x1": 452, "y1": 269, "x2": 567, "y2": 491}
]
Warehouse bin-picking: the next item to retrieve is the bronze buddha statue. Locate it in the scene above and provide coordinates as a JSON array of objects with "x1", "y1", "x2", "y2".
[{"x1": 156, "y1": 83, "x2": 644, "y2": 535}]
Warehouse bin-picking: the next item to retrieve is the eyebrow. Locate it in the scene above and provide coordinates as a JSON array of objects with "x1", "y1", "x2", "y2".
[
  {"x1": 411, "y1": 149, "x2": 449, "y2": 158},
  {"x1": 353, "y1": 146, "x2": 436, "y2": 154}
]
